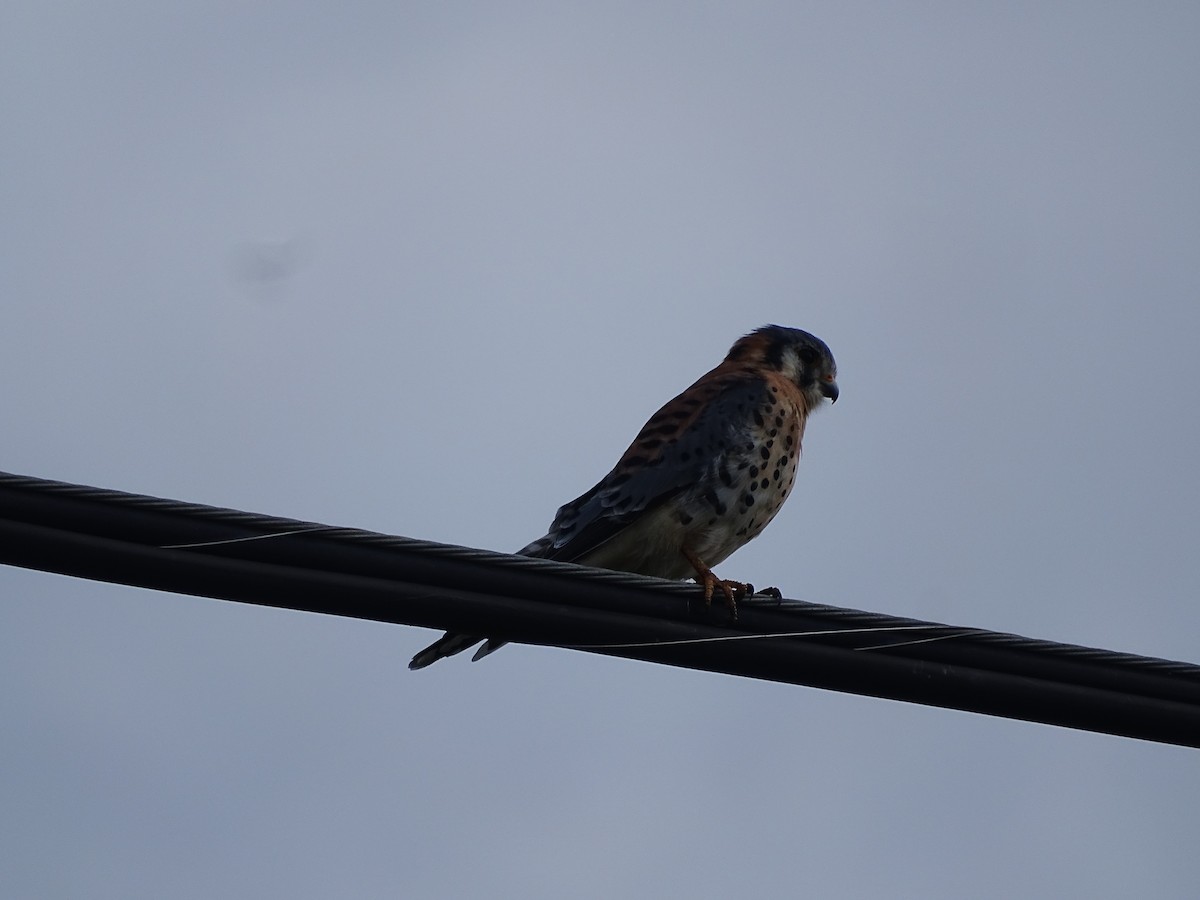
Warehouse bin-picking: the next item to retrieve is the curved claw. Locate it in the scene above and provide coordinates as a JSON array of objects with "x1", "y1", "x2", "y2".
[
  {"x1": 756, "y1": 586, "x2": 784, "y2": 604},
  {"x1": 682, "y1": 547, "x2": 751, "y2": 619}
]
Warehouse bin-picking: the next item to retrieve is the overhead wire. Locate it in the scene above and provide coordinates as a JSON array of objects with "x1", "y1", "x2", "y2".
[{"x1": 1, "y1": 470, "x2": 1198, "y2": 748}]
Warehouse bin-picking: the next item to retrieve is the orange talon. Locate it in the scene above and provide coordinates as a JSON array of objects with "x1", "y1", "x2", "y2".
[{"x1": 682, "y1": 547, "x2": 749, "y2": 619}]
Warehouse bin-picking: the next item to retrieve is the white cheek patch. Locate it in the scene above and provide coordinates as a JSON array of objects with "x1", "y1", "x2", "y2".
[{"x1": 777, "y1": 346, "x2": 803, "y2": 383}]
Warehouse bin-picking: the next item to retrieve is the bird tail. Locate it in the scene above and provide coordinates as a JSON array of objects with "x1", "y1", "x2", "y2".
[
  {"x1": 408, "y1": 633, "x2": 510, "y2": 670},
  {"x1": 471, "y1": 638, "x2": 508, "y2": 661},
  {"x1": 408, "y1": 536, "x2": 553, "y2": 669},
  {"x1": 408, "y1": 632, "x2": 485, "y2": 670}
]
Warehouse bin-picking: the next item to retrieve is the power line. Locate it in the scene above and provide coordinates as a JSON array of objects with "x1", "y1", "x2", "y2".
[{"x1": 1, "y1": 470, "x2": 1198, "y2": 748}]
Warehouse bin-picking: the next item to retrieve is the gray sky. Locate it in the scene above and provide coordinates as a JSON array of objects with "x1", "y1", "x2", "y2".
[{"x1": 3, "y1": 3, "x2": 1199, "y2": 897}]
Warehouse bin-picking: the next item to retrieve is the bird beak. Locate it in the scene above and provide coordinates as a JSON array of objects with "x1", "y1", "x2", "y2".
[{"x1": 820, "y1": 379, "x2": 839, "y2": 403}]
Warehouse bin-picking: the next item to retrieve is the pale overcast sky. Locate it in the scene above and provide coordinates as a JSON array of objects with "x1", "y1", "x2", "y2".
[{"x1": 3, "y1": 3, "x2": 1199, "y2": 897}]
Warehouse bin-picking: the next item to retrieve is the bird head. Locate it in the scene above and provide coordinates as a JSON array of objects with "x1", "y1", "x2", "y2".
[{"x1": 727, "y1": 325, "x2": 839, "y2": 409}]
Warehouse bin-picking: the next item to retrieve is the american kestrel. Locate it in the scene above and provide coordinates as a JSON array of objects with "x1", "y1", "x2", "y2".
[{"x1": 409, "y1": 325, "x2": 838, "y2": 669}]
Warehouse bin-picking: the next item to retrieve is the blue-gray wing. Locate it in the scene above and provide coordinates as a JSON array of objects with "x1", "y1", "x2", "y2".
[{"x1": 519, "y1": 373, "x2": 769, "y2": 562}]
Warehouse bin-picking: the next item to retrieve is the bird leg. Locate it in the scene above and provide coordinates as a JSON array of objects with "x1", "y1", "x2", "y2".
[{"x1": 681, "y1": 547, "x2": 751, "y2": 619}]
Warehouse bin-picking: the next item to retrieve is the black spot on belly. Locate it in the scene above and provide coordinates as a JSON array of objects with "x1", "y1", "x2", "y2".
[
  {"x1": 743, "y1": 493, "x2": 755, "y2": 507},
  {"x1": 759, "y1": 446, "x2": 770, "y2": 461},
  {"x1": 678, "y1": 511, "x2": 694, "y2": 526},
  {"x1": 704, "y1": 489, "x2": 727, "y2": 515}
]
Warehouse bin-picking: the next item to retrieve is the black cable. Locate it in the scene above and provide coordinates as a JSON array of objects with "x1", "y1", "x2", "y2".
[{"x1": 1, "y1": 470, "x2": 1198, "y2": 748}]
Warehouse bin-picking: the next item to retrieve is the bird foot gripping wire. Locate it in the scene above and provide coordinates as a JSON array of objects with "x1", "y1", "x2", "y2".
[{"x1": 681, "y1": 548, "x2": 780, "y2": 619}]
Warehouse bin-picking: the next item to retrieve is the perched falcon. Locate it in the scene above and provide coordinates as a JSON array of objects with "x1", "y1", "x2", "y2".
[{"x1": 409, "y1": 325, "x2": 838, "y2": 669}]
